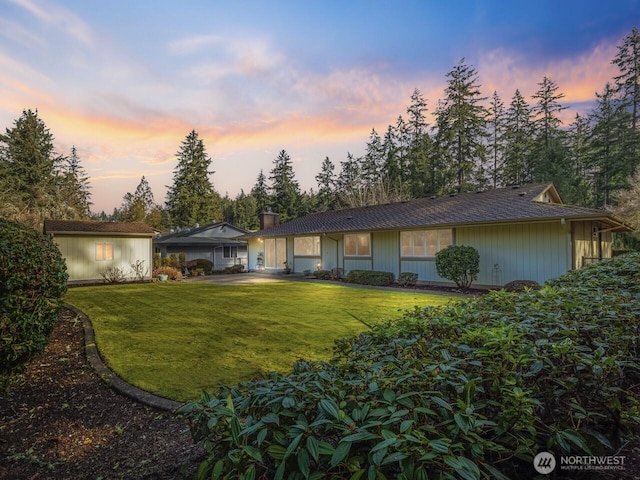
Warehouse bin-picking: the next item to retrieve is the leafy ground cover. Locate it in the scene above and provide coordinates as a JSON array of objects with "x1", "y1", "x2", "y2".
[
  {"x1": 64, "y1": 281, "x2": 454, "y2": 401},
  {"x1": 180, "y1": 254, "x2": 640, "y2": 479}
]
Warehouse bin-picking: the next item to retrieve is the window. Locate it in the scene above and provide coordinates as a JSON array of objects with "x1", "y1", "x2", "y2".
[
  {"x1": 264, "y1": 238, "x2": 287, "y2": 269},
  {"x1": 223, "y1": 246, "x2": 238, "y2": 258},
  {"x1": 294, "y1": 236, "x2": 320, "y2": 256},
  {"x1": 95, "y1": 242, "x2": 114, "y2": 261},
  {"x1": 400, "y1": 229, "x2": 452, "y2": 257},
  {"x1": 344, "y1": 233, "x2": 370, "y2": 256}
]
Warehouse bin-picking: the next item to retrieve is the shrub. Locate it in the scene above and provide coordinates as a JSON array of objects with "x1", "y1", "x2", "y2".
[
  {"x1": 153, "y1": 266, "x2": 182, "y2": 281},
  {"x1": 224, "y1": 264, "x2": 244, "y2": 274},
  {"x1": 503, "y1": 279, "x2": 541, "y2": 292},
  {"x1": 435, "y1": 244, "x2": 479, "y2": 289},
  {"x1": 100, "y1": 266, "x2": 127, "y2": 283},
  {"x1": 397, "y1": 271, "x2": 418, "y2": 287},
  {"x1": 346, "y1": 269, "x2": 395, "y2": 286},
  {"x1": 0, "y1": 218, "x2": 68, "y2": 388},
  {"x1": 313, "y1": 269, "x2": 332, "y2": 280},
  {"x1": 179, "y1": 253, "x2": 640, "y2": 479},
  {"x1": 192, "y1": 258, "x2": 213, "y2": 274}
]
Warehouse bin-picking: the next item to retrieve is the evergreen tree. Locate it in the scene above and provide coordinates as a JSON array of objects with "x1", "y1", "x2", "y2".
[
  {"x1": 59, "y1": 145, "x2": 92, "y2": 217},
  {"x1": 268, "y1": 150, "x2": 302, "y2": 222},
  {"x1": 502, "y1": 90, "x2": 535, "y2": 186},
  {"x1": 121, "y1": 176, "x2": 164, "y2": 227},
  {"x1": 225, "y1": 190, "x2": 259, "y2": 230},
  {"x1": 433, "y1": 60, "x2": 489, "y2": 192},
  {"x1": 404, "y1": 89, "x2": 435, "y2": 197},
  {"x1": 165, "y1": 130, "x2": 219, "y2": 227},
  {"x1": 487, "y1": 91, "x2": 506, "y2": 188},
  {"x1": 588, "y1": 83, "x2": 633, "y2": 207},
  {"x1": 251, "y1": 169, "x2": 271, "y2": 215},
  {"x1": 565, "y1": 113, "x2": 592, "y2": 206},
  {"x1": 0, "y1": 109, "x2": 78, "y2": 228},
  {"x1": 315, "y1": 156, "x2": 336, "y2": 211},
  {"x1": 612, "y1": 27, "x2": 640, "y2": 130},
  {"x1": 532, "y1": 76, "x2": 568, "y2": 148}
]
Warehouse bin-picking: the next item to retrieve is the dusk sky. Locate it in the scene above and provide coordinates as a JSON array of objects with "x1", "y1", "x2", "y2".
[{"x1": 2, "y1": 0, "x2": 639, "y2": 214}]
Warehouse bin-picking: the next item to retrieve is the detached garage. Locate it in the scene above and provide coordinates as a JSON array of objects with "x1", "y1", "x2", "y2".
[{"x1": 44, "y1": 220, "x2": 155, "y2": 284}]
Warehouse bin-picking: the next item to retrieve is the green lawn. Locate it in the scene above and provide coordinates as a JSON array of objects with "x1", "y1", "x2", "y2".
[{"x1": 65, "y1": 281, "x2": 457, "y2": 401}]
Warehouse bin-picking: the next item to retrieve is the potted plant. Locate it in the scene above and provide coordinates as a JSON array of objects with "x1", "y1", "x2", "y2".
[{"x1": 283, "y1": 260, "x2": 291, "y2": 274}]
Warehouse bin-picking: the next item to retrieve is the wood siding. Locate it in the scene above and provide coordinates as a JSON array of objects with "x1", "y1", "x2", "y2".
[
  {"x1": 572, "y1": 221, "x2": 613, "y2": 268},
  {"x1": 53, "y1": 235, "x2": 152, "y2": 282},
  {"x1": 456, "y1": 222, "x2": 570, "y2": 285}
]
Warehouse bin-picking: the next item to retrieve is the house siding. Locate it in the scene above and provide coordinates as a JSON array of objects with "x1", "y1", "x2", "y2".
[
  {"x1": 53, "y1": 235, "x2": 152, "y2": 282},
  {"x1": 456, "y1": 222, "x2": 570, "y2": 285},
  {"x1": 572, "y1": 221, "x2": 613, "y2": 268},
  {"x1": 372, "y1": 231, "x2": 399, "y2": 274}
]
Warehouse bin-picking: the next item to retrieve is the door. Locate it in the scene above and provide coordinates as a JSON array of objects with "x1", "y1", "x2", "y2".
[{"x1": 264, "y1": 238, "x2": 286, "y2": 269}]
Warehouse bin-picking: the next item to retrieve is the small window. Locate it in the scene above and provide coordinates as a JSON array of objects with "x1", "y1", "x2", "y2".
[
  {"x1": 400, "y1": 229, "x2": 453, "y2": 257},
  {"x1": 294, "y1": 236, "x2": 320, "y2": 256},
  {"x1": 95, "y1": 243, "x2": 114, "y2": 261},
  {"x1": 344, "y1": 233, "x2": 370, "y2": 256},
  {"x1": 223, "y1": 246, "x2": 238, "y2": 258}
]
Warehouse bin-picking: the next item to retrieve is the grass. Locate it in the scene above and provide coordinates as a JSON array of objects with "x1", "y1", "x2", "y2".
[{"x1": 65, "y1": 281, "x2": 457, "y2": 401}]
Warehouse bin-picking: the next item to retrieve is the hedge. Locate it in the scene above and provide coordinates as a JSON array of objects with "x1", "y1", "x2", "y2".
[{"x1": 179, "y1": 253, "x2": 640, "y2": 479}]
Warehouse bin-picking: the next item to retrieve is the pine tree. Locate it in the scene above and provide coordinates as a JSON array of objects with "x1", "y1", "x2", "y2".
[
  {"x1": 502, "y1": 90, "x2": 535, "y2": 186},
  {"x1": 251, "y1": 169, "x2": 271, "y2": 215},
  {"x1": 487, "y1": 91, "x2": 506, "y2": 188},
  {"x1": 315, "y1": 156, "x2": 336, "y2": 211},
  {"x1": 165, "y1": 130, "x2": 219, "y2": 227},
  {"x1": 59, "y1": 146, "x2": 92, "y2": 217},
  {"x1": 612, "y1": 27, "x2": 640, "y2": 130},
  {"x1": 433, "y1": 60, "x2": 489, "y2": 192},
  {"x1": 0, "y1": 109, "x2": 71, "y2": 228},
  {"x1": 565, "y1": 113, "x2": 592, "y2": 206},
  {"x1": 121, "y1": 176, "x2": 161, "y2": 226},
  {"x1": 268, "y1": 150, "x2": 302, "y2": 222}
]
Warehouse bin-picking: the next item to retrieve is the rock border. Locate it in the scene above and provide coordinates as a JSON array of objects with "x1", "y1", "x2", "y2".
[{"x1": 64, "y1": 303, "x2": 182, "y2": 412}]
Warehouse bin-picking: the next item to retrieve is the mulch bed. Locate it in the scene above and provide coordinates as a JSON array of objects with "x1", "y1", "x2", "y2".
[{"x1": 0, "y1": 308, "x2": 205, "y2": 479}]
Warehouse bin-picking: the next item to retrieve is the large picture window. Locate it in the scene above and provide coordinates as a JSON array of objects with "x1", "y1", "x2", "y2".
[
  {"x1": 344, "y1": 233, "x2": 370, "y2": 256},
  {"x1": 400, "y1": 229, "x2": 452, "y2": 257},
  {"x1": 294, "y1": 236, "x2": 320, "y2": 256},
  {"x1": 95, "y1": 242, "x2": 114, "y2": 261},
  {"x1": 264, "y1": 238, "x2": 287, "y2": 269},
  {"x1": 223, "y1": 246, "x2": 238, "y2": 258}
]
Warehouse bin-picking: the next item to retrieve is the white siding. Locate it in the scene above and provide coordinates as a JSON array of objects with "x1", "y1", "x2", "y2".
[{"x1": 53, "y1": 235, "x2": 152, "y2": 282}]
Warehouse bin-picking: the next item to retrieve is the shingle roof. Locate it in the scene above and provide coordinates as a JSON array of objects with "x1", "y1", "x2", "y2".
[
  {"x1": 44, "y1": 220, "x2": 156, "y2": 235},
  {"x1": 243, "y1": 183, "x2": 632, "y2": 238}
]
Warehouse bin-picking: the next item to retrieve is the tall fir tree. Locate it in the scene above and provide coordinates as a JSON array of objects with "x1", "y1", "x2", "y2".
[
  {"x1": 487, "y1": 91, "x2": 506, "y2": 188},
  {"x1": 315, "y1": 156, "x2": 336, "y2": 212},
  {"x1": 612, "y1": 27, "x2": 640, "y2": 130},
  {"x1": 433, "y1": 60, "x2": 489, "y2": 192},
  {"x1": 251, "y1": 169, "x2": 271, "y2": 216},
  {"x1": 165, "y1": 130, "x2": 220, "y2": 227},
  {"x1": 268, "y1": 150, "x2": 302, "y2": 222},
  {"x1": 502, "y1": 89, "x2": 535, "y2": 186},
  {"x1": 59, "y1": 145, "x2": 92, "y2": 218}
]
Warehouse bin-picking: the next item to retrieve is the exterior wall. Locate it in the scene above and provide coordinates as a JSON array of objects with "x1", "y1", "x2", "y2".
[
  {"x1": 247, "y1": 238, "x2": 264, "y2": 271},
  {"x1": 572, "y1": 221, "x2": 613, "y2": 268},
  {"x1": 53, "y1": 234, "x2": 152, "y2": 282},
  {"x1": 372, "y1": 231, "x2": 399, "y2": 274},
  {"x1": 456, "y1": 222, "x2": 571, "y2": 285},
  {"x1": 320, "y1": 235, "x2": 342, "y2": 271},
  {"x1": 163, "y1": 246, "x2": 248, "y2": 270}
]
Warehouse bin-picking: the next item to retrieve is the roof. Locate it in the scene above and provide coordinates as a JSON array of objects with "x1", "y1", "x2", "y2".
[
  {"x1": 153, "y1": 221, "x2": 247, "y2": 247},
  {"x1": 44, "y1": 220, "x2": 156, "y2": 236},
  {"x1": 243, "y1": 183, "x2": 633, "y2": 238}
]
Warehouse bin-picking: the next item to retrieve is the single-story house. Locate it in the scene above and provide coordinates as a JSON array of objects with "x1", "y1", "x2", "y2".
[
  {"x1": 242, "y1": 183, "x2": 632, "y2": 286},
  {"x1": 153, "y1": 221, "x2": 248, "y2": 271},
  {"x1": 44, "y1": 220, "x2": 156, "y2": 284}
]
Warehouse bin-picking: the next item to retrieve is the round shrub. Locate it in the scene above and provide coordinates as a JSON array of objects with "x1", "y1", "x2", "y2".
[
  {"x1": 153, "y1": 265, "x2": 183, "y2": 280},
  {"x1": 0, "y1": 218, "x2": 68, "y2": 386},
  {"x1": 435, "y1": 244, "x2": 479, "y2": 289}
]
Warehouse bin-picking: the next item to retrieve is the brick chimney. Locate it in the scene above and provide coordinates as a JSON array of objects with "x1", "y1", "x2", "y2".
[{"x1": 259, "y1": 208, "x2": 279, "y2": 230}]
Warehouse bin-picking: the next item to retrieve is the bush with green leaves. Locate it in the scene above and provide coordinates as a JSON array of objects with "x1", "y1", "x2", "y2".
[
  {"x1": 179, "y1": 253, "x2": 640, "y2": 479},
  {"x1": 0, "y1": 218, "x2": 68, "y2": 388},
  {"x1": 192, "y1": 258, "x2": 213, "y2": 274},
  {"x1": 503, "y1": 279, "x2": 541, "y2": 292},
  {"x1": 313, "y1": 269, "x2": 332, "y2": 280},
  {"x1": 435, "y1": 245, "x2": 479, "y2": 289},
  {"x1": 397, "y1": 272, "x2": 418, "y2": 287},
  {"x1": 346, "y1": 269, "x2": 395, "y2": 286}
]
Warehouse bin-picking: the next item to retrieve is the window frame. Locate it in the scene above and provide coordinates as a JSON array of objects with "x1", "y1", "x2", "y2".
[
  {"x1": 95, "y1": 242, "x2": 114, "y2": 261},
  {"x1": 293, "y1": 236, "x2": 321, "y2": 256},
  {"x1": 400, "y1": 229, "x2": 453, "y2": 258},
  {"x1": 223, "y1": 246, "x2": 238, "y2": 258},
  {"x1": 343, "y1": 232, "x2": 371, "y2": 257}
]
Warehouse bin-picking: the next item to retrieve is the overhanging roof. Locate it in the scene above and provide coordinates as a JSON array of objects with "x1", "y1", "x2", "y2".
[{"x1": 242, "y1": 183, "x2": 633, "y2": 238}]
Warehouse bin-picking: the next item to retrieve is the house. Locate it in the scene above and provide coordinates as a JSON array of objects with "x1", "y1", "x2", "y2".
[
  {"x1": 242, "y1": 183, "x2": 632, "y2": 286},
  {"x1": 43, "y1": 220, "x2": 156, "y2": 284},
  {"x1": 153, "y1": 221, "x2": 248, "y2": 271}
]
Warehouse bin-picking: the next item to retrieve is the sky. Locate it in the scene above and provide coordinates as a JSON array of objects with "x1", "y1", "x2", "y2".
[{"x1": 1, "y1": 0, "x2": 639, "y2": 214}]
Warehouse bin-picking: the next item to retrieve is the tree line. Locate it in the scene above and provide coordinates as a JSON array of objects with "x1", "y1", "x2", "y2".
[{"x1": 1, "y1": 28, "x2": 639, "y2": 242}]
